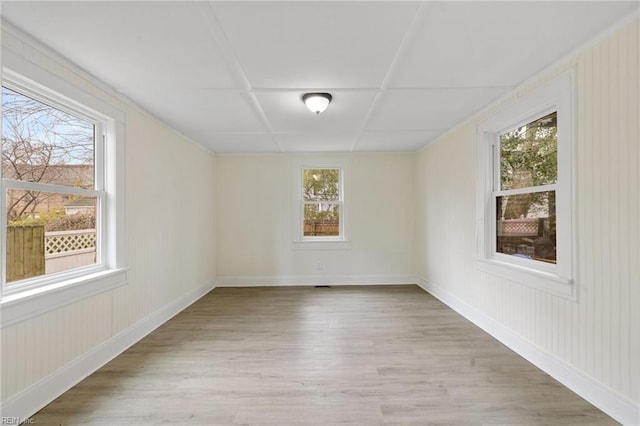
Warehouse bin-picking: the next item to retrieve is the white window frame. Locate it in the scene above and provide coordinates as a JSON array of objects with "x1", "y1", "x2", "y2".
[
  {"x1": 475, "y1": 71, "x2": 577, "y2": 299},
  {"x1": 292, "y1": 157, "x2": 351, "y2": 250},
  {"x1": 0, "y1": 58, "x2": 127, "y2": 326}
]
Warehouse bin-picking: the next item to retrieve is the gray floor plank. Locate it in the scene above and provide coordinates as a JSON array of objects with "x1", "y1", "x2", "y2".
[{"x1": 31, "y1": 285, "x2": 617, "y2": 425}]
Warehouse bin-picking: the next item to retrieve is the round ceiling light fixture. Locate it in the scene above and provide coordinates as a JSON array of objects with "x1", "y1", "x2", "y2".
[{"x1": 302, "y1": 92, "x2": 332, "y2": 114}]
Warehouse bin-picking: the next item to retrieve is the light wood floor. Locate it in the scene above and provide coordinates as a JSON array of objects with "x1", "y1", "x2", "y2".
[{"x1": 32, "y1": 285, "x2": 617, "y2": 425}]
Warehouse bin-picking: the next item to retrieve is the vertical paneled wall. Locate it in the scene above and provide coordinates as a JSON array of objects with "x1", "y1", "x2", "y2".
[
  {"x1": 576, "y1": 19, "x2": 639, "y2": 398},
  {"x1": 415, "y1": 18, "x2": 639, "y2": 403},
  {"x1": 1, "y1": 293, "x2": 113, "y2": 399},
  {"x1": 1, "y1": 27, "x2": 217, "y2": 402},
  {"x1": 215, "y1": 153, "x2": 415, "y2": 280},
  {"x1": 111, "y1": 106, "x2": 217, "y2": 335}
]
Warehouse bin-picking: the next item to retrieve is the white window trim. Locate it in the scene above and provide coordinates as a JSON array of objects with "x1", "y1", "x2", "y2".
[
  {"x1": 1, "y1": 53, "x2": 127, "y2": 326},
  {"x1": 292, "y1": 157, "x2": 351, "y2": 250},
  {"x1": 475, "y1": 70, "x2": 577, "y2": 300}
]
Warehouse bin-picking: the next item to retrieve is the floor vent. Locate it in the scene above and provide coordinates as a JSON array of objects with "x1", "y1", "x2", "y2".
[{"x1": 314, "y1": 285, "x2": 331, "y2": 288}]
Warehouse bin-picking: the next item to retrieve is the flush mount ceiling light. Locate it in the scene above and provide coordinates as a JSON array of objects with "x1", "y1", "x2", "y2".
[{"x1": 302, "y1": 92, "x2": 332, "y2": 114}]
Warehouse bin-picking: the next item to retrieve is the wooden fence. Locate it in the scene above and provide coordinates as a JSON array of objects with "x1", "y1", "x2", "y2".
[
  {"x1": 304, "y1": 221, "x2": 339, "y2": 236},
  {"x1": 6, "y1": 225, "x2": 45, "y2": 282},
  {"x1": 6, "y1": 226, "x2": 96, "y2": 283}
]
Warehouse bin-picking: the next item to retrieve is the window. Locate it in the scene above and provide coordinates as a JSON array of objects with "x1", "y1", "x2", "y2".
[
  {"x1": 2, "y1": 85, "x2": 100, "y2": 285},
  {"x1": 1, "y1": 66, "x2": 126, "y2": 323},
  {"x1": 496, "y1": 112, "x2": 557, "y2": 263},
  {"x1": 292, "y1": 158, "x2": 350, "y2": 248},
  {"x1": 303, "y1": 168, "x2": 341, "y2": 238},
  {"x1": 476, "y1": 72, "x2": 576, "y2": 298}
]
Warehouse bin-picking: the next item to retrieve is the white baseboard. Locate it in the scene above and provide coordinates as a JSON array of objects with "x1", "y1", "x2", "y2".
[
  {"x1": 0, "y1": 281, "x2": 216, "y2": 422},
  {"x1": 415, "y1": 275, "x2": 639, "y2": 426},
  {"x1": 214, "y1": 274, "x2": 415, "y2": 287},
  {"x1": 5, "y1": 276, "x2": 636, "y2": 425}
]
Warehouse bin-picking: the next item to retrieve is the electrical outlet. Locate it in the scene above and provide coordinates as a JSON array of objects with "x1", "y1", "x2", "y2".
[{"x1": 315, "y1": 261, "x2": 324, "y2": 271}]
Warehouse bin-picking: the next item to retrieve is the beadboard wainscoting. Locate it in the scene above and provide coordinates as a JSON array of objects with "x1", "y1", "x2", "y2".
[
  {"x1": 1, "y1": 24, "x2": 218, "y2": 422},
  {"x1": 414, "y1": 16, "x2": 639, "y2": 426},
  {"x1": 1, "y1": 9, "x2": 637, "y2": 426},
  {"x1": 416, "y1": 276, "x2": 639, "y2": 425},
  {"x1": 0, "y1": 282, "x2": 216, "y2": 421}
]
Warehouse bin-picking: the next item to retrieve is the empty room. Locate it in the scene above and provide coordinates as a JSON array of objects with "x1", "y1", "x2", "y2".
[{"x1": 0, "y1": 1, "x2": 638, "y2": 425}]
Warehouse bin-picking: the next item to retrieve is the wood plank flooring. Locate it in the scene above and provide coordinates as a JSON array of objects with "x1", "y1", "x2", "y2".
[{"x1": 32, "y1": 285, "x2": 617, "y2": 425}]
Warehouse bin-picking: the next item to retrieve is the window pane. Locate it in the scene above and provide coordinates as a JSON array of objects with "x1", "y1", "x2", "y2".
[
  {"x1": 303, "y1": 169, "x2": 339, "y2": 201},
  {"x1": 2, "y1": 86, "x2": 95, "y2": 189},
  {"x1": 304, "y1": 203, "x2": 339, "y2": 237},
  {"x1": 500, "y1": 112, "x2": 557, "y2": 190},
  {"x1": 496, "y1": 191, "x2": 556, "y2": 264},
  {"x1": 6, "y1": 189, "x2": 97, "y2": 283}
]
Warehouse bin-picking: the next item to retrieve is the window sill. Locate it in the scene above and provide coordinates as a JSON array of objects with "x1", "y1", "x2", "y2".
[
  {"x1": 291, "y1": 240, "x2": 352, "y2": 250},
  {"x1": 0, "y1": 268, "x2": 128, "y2": 328},
  {"x1": 477, "y1": 257, "x2": 575, "y2": 300}
]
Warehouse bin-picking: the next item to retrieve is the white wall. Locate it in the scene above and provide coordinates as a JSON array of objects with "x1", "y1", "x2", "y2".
[
  {"x1": 415, "y1": 17, "x2": 639, "y2": 423},
  {"x1": 2, "y1": 13, "x2": 637, "y2": 426},
  {"x1": 1, "y1": 26, "x2": 217, "y2": 413},
  {"x1": 215, "y1": 153, "x2": 415, "y2": 284}
]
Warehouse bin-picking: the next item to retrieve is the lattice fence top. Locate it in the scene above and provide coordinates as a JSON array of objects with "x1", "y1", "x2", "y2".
[
  {"x1": 45, "y1": 229, "x2": 96, "y2": 255},
  {"x1": 497, "y1": 219, "x2": 539, "y2": 236}
]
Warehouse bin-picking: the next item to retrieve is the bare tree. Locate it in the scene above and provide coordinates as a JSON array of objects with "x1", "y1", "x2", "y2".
[{"x1": 2, "y1": 86, "x2": 94, "y2": 221}]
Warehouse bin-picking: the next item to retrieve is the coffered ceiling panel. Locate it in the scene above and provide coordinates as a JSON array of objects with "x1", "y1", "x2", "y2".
[
  {"x1": 367, "y1": 88, "x2": 508, "y2": 131},
  {"x1": 1, "y1": 2, "x2": 238, "y2": 90},
  {"x1": 389, "y1": 2, "x2": 640, "y2": 88},
  {"x1": 211, "y1": 2, "x2": 420, "y2": 89},
  {"x1": 2, "y1": 1, "x2": 638, "y2": 153},
  {"x1": 123, "y1": 89, "x2": 266, "y2": 133},
  {"x1": 255, "y1": 90, "x2": 378, "y2": 132}
]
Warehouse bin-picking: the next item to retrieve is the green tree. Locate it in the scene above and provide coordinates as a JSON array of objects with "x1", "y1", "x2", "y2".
[
  {"x1": 499, "y1": 112, "x2": 557, "y2": 220},
  {"x1": 303, "y1": 169, "x2": 339, "y2": 222}
]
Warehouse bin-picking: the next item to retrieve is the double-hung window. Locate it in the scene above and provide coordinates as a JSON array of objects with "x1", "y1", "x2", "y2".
[
  {"x1": 476, "y1": 71, "x2": 576, "y2": 298},
  {"x1": 2, "y1": 82, "x2": 103, "y2": 285},
  {"x1": 293, "y1": 158, "x2": 350, "y2": 248},
  {"x1": 495, "y1": 111, "x2": 558, "y2": 263},
  {"x1": 1, "y1": 66, "x2": 126, "y2": 323},
  {"x1": 302, "y1": 168, "x2": 342, "y2": 239}
]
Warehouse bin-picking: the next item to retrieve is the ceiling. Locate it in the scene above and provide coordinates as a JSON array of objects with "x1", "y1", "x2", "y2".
[{"x1": 2, "y1": 1, "x2": 638, "y2": 153}]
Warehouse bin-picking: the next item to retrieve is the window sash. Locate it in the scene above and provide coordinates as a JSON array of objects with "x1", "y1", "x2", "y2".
[
  {"x1": 301, "y1": 201, "x2": 342, "y2": 238},
  {"x1": 491, "y1": 120, "x2": 559, "y2": 266},
  {"x1": 302, "y1": 168, "x2": 341, "y2": 202},
  {"x1": 299, "y1": 167, "x2": 344, "y2": 241},
  {"x1": 491, "y1": 192, "x2": 557, "y2": 271},
  {"x1": 2, "y1": 80, "x2": 103, "y2": 133},
  {"x1": 1, "y1": 77, "x2": 107, "y2": 294},
  {"x1": 1, "y1": 82, "x2": 105, "y2": 191},
  {"x1": 3, "y1": 179, "x2": 104, "y2": 198},
  {"x1": 302, "y1": 201, "x2": 342, "y2": 206},
  {"x1": 2, "y1": 183, "x2": 106, "y2": 293},
  {"x1": 492, "y1": 183, "x2": 557, "y2": 198}
]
